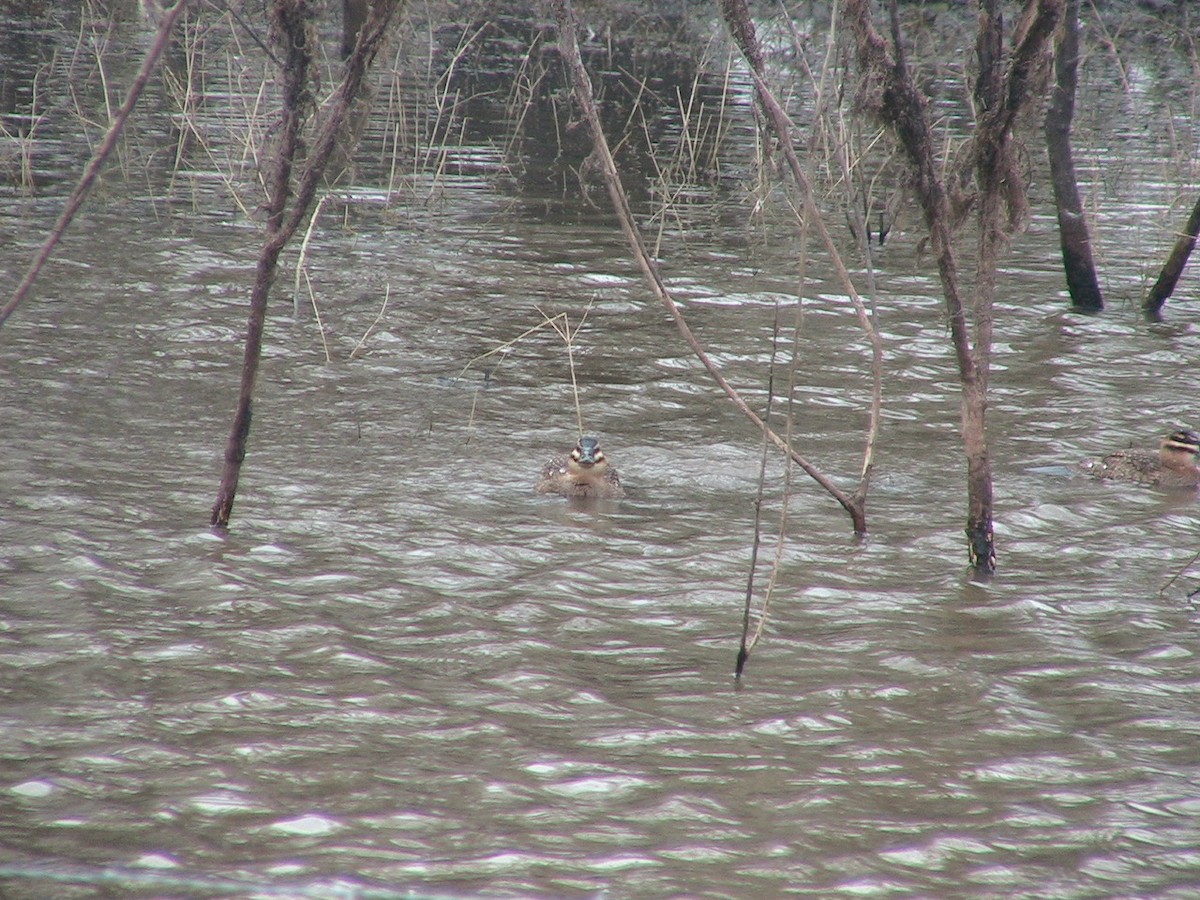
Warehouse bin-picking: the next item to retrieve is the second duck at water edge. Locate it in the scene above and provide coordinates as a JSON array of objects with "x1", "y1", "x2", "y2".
[{"x1": 1081, "y1": 428, "x2": 1200, "y2": 488}]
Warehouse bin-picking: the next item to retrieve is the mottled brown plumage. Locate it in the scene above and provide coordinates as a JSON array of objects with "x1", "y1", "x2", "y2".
[
  {"x1": 535, "y1": 436, "x2": 625, "y2": 499},
  {"x1": 1081, "y1": 429, "x2": 1200, "y2": 488}
]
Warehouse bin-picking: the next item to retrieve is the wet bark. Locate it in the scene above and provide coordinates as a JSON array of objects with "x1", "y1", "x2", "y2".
[
  {"x1": 342, "y1": 0, "x2": 368, "y2": 59},
  {"x1": 967, "y1": 1, "x2": 1008, "y2": 573},
  {"x1": 211, "y1": 0, "x2": 401, "y2": 528},
  {"x1": 845, "y1": 0, "x2": 1063, "y2": 574},
  {"x1": 1046, "y1": 0, "x2": 1103, "y2": 310},
  {"x1": 1143, "y1": 192, "x2": 1200, "y2": 318},
  {"x1": 845, "y1": 0, "x2": 988, "y2": 571},
  {"x1": 966, "y1": 0, "x2": 1063, "y2": 572},
  {"x1": 211, "y1": 1, "x2": 315, "y2": 530}
]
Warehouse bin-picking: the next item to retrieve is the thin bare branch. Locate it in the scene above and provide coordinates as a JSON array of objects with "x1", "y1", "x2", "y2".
[
  {"x1": 547, "y1": 0, "x2": 868, "y2": 533},
  {"x1": 1, "y1": 0, "x2": 195, "y2": 327}
]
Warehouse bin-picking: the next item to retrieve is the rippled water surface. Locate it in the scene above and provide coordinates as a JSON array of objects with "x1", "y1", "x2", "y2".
[{"x1": 3, "y1": 6, "x2": 1200, "y2": 899}]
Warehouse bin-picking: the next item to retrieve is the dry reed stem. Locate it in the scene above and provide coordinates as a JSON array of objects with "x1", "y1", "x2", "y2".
[
  {"x1": 455, "y1": 306, "x2": 593, "y2": 439},
  {"x1": 0, "y1": 65, "x2": 46, "y2": 193},
  {"x1": 369, "y1": 19, "x2": 487, "y2": 206},
  {"x1": 350, "y1": 284, "x2": 392, "y2": 359},
  {"x1": 1162, "y1": 546, "x2": 1200, "y2": 597},
  {"x1": 294, "y1": 194, "x2": 328, "y2": 317},
  {"x1": 161, "y1": 10, "x2": 268, "y2": 219},
  {"x1": 501, "y1": 30, "x2": 550, "y2": 169},
  {"x1": 454, "y1": 311, "x2": 577, "y2": 381},
  {"x1": 638, "y1": 48, "x2": 734, "y2": 250},
  {"x1": 737, "y1": 346, "x2": 778, "y2": 678},
  {"x1": 302, "y1": 268, "x2": 332, "y2": 363},
  {"x1": 539, "y1": 306, "x2": 592, "y2": 438},
  {"x1": 1084, "y1": 0, "x2": 1131, "y2": 93},
  {"x1": 739, "y1": 149, "x2": 815, "y2": 677},
  {"x1": 738, "y1": 298, "x2": 809, "y2": 676}
]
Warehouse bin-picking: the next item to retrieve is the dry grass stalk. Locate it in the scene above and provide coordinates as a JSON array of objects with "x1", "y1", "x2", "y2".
[
  {"x1": 350, "y1": 284, "x2": 392, "y2": 360},
  {"x1": 455, "y1": 306, "x2": 593, "y2": 442}
]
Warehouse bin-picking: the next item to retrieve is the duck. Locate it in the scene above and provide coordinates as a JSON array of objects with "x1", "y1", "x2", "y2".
[
  {"x1": 535, "y1": 436, "x2": 625, "y2": 499},
  {"x1": 1081, "y1": 428, "x2": 1200, "y2": 488}
]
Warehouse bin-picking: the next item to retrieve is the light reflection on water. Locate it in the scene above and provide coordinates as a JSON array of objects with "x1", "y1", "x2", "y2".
[{"x1": 4, "y1": 18, "x2": 1200, "y2": 900}]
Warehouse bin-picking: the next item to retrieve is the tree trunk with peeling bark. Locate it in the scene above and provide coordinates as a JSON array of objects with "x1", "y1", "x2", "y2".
[{"x1": 845, "y1": 0, "x2": 1063, "y2": 574}]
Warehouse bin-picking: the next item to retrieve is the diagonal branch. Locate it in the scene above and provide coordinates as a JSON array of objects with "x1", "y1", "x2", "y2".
[
  {"x1": 719, "y1": 0, "x2": 883, "y2": 508},
  {"x1": 546, "y1": 0, "x2": 867, "y2": 534},
  {"x1": 0, "y1": 0, "x2": 195, "y2": 328}
]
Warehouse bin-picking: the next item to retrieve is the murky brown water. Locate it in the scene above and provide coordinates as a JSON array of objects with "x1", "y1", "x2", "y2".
[{"x1": 3, "y1": 5, "x2": 1200, "y2": 898}]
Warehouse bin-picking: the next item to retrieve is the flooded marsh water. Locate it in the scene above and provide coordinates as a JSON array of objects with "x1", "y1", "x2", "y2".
[{"x1": 3, "y1": 4, "x2": 1200, "y2": 898}]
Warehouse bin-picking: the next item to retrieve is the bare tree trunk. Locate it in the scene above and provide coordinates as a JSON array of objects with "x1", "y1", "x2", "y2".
[
  {"x1": 845, "y1": 0, "x2": 992, "y2": 571},
  {"x1": 965, "y1": 0, "x2": 1062, "y2": 572},
  {"x1": 342, "y1": 0, "x2": 368, "y2": 59},
  {"x1": 211, "y1": 0, "x2": 401, "y2": 528},
  {"x1": 967, "y1": 0, "x2": 1008, "y2": 573},
  {"x1": 1046, "y1": 0, "x2": 1103, "y2": 310},
  {"x1": 845, "y1": 0, "x2": 1062, "y2": 574},
  {"x1": 211, "y1": 0, "x2": 316, "y2": 529},
  {"x1": 1143, "y1": 192, "x2": 1200, "y2": 318}
]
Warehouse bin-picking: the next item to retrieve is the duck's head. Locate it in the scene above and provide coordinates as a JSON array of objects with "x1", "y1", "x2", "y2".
[
  {"x1": 1161, "y1": 428, "x2": 1200, "y2": 467},
  {"x1": 569, "y1": 436, "x2": 609, "y2": 473}
]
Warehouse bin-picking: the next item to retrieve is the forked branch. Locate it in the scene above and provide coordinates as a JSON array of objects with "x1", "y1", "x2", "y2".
[{"x1": 211, "y1": 0, "x2": 401, "y2": 528}]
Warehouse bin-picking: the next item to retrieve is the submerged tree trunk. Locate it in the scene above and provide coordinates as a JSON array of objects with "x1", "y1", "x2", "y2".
[
  {"x1": 1143, "y1": 191, "x2": 1200, "y2": 318},
  {"x1": 845, "y1": 0, "x2": 991, "y2": 571},
  {"x1": 1046, "y1": 0, "x2": 1103, "y2": 310},
  {"x1": 211, "y1": 0, "x2": 316, "y2": 529},
  {"x1": 211, "y1": 0, "x2": 400, "y2": 528},
  {"x1": 846, "y1": 0, "x2": 1062, "y2": 574}
]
